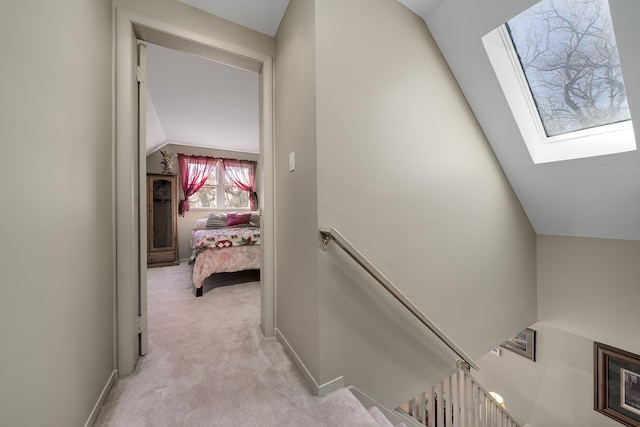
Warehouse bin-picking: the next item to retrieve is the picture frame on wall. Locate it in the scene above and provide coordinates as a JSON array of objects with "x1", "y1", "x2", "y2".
[
  {"x1": 594, "y1": 342, "x2": 640, "y2": 427},
  {"x1": 500, "y1": 328, "x2": 536, "y2": 361}
]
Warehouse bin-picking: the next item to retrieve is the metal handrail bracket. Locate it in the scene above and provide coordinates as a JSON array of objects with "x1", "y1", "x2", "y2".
[{"x1": 319, "y1": 226, "x2": 479, "y2": 371}]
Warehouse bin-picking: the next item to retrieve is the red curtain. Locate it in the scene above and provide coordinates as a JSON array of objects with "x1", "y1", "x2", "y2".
[
  {"x1": 177, "y1": 154, "x2": 218, "y2": 216},
  {"x1": 222, "y1": 159, "x2": 258, "y2": 210}
]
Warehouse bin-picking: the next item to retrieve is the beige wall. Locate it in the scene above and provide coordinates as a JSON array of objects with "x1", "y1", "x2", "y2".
[
  {"x1": 274, "y1": 0, "x2": 321, "y2": 379},
  {"x1": 475, "y1": 322, "x2": 621, "y2": 427},
  {"x1": 0, "y1": 0, "x2": 114, "y2": 425},
  {"x1": 474, "y1": 236, "x2": 640, "y2": 427},
  {"x1": 147, "y1": 144, "x2": 259, "y2": 260},
  {"x1": 537, "y1": 235, "x2": 640, "y2": 353},
  {"x1": 274, "y1": 0, "x2": 536, "y2": 407},
  {"x1": 314, "y1": 0, "x2": 536, "y2": 406}
]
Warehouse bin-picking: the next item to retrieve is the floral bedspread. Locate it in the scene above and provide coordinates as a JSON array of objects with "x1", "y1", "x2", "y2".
[
  {"x1": 192, "y1": 245, "x2": 261, "y2": 288},
  {"x1": 190, "y1": 227, "x2": 261, "y2": 264}
]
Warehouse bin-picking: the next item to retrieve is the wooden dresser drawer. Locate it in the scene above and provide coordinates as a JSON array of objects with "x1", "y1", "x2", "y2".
[{"x1": 147, "y1": 251, "x2": 176, "y2": 264}]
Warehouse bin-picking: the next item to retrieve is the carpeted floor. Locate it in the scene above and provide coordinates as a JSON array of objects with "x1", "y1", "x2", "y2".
[{"x1": 94, "y1": 264, "x2": 380, "y2": 426}]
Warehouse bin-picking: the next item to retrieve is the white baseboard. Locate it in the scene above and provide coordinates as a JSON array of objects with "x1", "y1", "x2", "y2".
[
  {"x1": 275, "y1": 328, "x2": 344, "y2": 397},
  {"x1": 318, "y1": 375, "x2": 346, "y2": 396},
  {"x1": 84, "y1": 370, "x2": 117, "y2": 427}
]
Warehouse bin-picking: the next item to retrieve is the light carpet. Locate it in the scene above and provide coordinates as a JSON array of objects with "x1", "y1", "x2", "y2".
[{"x1": 94, "y1": 264, "x2": 380, "y2": 426}]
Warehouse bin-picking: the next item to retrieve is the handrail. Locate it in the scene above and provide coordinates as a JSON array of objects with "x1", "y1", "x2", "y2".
[{"x1": 319, "y1": 226, "x2": 479, "y2": 371}]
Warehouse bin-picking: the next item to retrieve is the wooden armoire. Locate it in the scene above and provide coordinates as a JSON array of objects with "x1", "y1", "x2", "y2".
[{"x1": 147, "y1": 174, "x2": 179, "y2": 267}]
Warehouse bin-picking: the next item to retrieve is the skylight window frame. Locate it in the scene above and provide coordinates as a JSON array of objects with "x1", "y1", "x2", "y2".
[{"x1": 482, "y1": 24, "x2": 636, "y2": 164}]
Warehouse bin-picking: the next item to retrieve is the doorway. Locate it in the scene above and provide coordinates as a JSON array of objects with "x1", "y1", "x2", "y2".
[{"x1": 115, "y1": 9, "x2": 275, "y2": 377}]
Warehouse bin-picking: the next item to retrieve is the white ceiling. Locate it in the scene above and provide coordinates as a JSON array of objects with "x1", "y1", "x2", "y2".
[
  {"x1": 177, "y1": 0, "x2": 444, "y2": 38},
  {"x1": 145, "y1": 42, "x2": 259, "y2": 155},
  {"x1": 178, "y1": 0, "x2": 290, "y2": 37},
  {"x1": 148, "y1": 0, "x2": 640, "y2": 241},
  {"x1": 397, "y1": 0, "x2": 445, "y2": 18}
]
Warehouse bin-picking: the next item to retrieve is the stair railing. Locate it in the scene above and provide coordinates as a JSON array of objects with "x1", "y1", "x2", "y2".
[
  {"x1": 319, "y1": 226, "x2": 478, "y2": 371},
  {"x1": 320, "y1": 227, "x2": 519, "y2": 427},
  {"x1": 398, "y1": 362, "x2": 521, "y2": 427}
]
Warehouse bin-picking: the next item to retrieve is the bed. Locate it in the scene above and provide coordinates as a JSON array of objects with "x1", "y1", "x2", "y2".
[{"x1": 189, "y1": 212, "x2": 261, "y2": 297}]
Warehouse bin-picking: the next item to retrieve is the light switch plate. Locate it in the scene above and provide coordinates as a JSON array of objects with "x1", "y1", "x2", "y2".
[{"x1": 289, "y1": 152, "x2": 295, "y2": 172}]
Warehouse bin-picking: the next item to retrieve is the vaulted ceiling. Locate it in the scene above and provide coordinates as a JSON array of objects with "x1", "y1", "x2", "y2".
[
  {"x1": 144, "y1": 42, "x2": 259, "y2": 155},
  {"x1": 149, "y1": 0, "x2": 640, "y2": 241},
  {"x1": 423, "y1": 0, "x2": 640, "y2": 241}
]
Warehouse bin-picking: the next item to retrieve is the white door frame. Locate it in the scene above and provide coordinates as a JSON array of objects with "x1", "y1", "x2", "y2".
[{"x1": 115, "y1": 8, "x2": 276, "y2": 376}]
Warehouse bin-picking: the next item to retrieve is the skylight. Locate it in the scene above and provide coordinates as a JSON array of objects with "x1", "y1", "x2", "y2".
[
  {"x1": 507, "y1": 0, "x2": 630, "y2": 137},
  {"x1": 482, "y1": 0, "x2": 636, "y2": 164}
]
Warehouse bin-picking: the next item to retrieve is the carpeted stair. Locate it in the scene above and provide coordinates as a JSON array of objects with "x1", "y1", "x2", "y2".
[
  {"x1": 368, "y1": 405, "x2": 408, "y2": 427},
  {"x1": 350, "y1": 387, "x2": 417, "y2": 427}
]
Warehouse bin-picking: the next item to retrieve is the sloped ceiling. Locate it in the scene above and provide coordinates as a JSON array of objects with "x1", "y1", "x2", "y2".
[
  {"x1": 146, "y1": 88, "x2": 167, "y2": 153},
  {"x1": 177, "y1": 0, "x2": 290, "y2": 37},
  {"x1": 177, "y1": 0, "x2": 444, "y2": 38},
  {"x1": 397, "y1": 0, "x2": 445, "y2": 18},
  {"x1": 423, "y1": 0, "x2": 640, "y2": 241},
  {"x1": 144, "y1": 42, "x2": 259, "y2": 155}
]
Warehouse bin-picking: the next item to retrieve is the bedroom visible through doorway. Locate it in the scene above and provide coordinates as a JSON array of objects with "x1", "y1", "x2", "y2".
[
  {"x1": 141, "y1": 42, "x2": 262, "y2": 352},
  {"x1": 116, "y1": 10, "x2": 275, "y2": 377}
]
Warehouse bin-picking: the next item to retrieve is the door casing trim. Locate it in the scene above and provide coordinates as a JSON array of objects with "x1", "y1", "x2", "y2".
[{"x1": 114, "y1": 7, "x2": 276, "y2": 376}]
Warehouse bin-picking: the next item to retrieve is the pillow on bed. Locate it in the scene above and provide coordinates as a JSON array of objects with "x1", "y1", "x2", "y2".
[
  {"x1": 192, "y1": 218, "x2": 207, "y2": 231},
  {"x1": 206, "y1": 213, "x2": 228, "y2": 229},
  {"x1": 227, "y1": 212, "x2": 251, "y2": 227}
]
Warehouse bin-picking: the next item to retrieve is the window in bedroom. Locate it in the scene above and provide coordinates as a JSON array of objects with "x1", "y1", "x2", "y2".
[
  {"x1": 189, "y1": 162, "x2": 251, "y2": 210},
  {"x1": 482, "y1": 0, "x2": 636, "y2": 164},
  {"x1": 224, "y1": 166, "x2": 251, "y2": 209},
  {"x1": 188, "y1": 164, "x2": 218, "y2": 209}
]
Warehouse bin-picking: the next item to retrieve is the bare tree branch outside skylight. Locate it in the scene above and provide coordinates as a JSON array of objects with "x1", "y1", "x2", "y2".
[{"x1": 507, "y1": 0, "x2": 630, "y2": 137}]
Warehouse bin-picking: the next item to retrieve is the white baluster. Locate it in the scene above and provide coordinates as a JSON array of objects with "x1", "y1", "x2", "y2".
[
  {"x1": 409, "y1": 397, "x2": 416, "y2": 420},
  {"x1": 428, "y1": 387, "x2": 435, "y2": 427},
  {"x1": 452, "y1": 370, "x2": 458, "y2": 427},
  {"x1": 460, "y1": 369, "x2": 468, "y2": 427},
  {"x1": 398, "y1": 368, "x2": 522, "y2": 427},
  {"x1": 482, "y1": 392, "x2": 487, "y2": 426},
  {"x1": 447, "y1": 373, "x2": 454, "y2": 427},
  {"x1": 471, "y1": 382, "x2": 478, "y2": 427}
]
